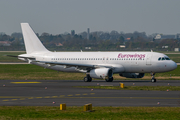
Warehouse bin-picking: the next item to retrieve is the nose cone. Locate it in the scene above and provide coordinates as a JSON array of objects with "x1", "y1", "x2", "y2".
[{"x1": 170, "y1": 61, "x2": 177, "y2": 71}]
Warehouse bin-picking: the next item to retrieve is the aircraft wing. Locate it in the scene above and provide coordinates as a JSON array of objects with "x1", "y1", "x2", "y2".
[
  {"x1": 38, "y1": 61, "x2": 94, "y2": 68},
  {"x1": 35, "y1": 61, "x2": 114, "y2": 71}
]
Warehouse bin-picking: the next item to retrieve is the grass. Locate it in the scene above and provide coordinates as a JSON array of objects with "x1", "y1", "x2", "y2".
[
  {"x1": 0, "y1": 64, "x2": 180, "y2": 80},
  {"x1": 0, "y1": 106, "x2": 179, "y2": 120},
  {"x1": 75, "y1": 86, "x2": 180, "y2": 91}
]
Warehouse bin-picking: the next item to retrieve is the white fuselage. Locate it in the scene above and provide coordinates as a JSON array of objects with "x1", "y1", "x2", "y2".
[{"x1": 20, "y1": 51, "x2": 177, "y2": 74}]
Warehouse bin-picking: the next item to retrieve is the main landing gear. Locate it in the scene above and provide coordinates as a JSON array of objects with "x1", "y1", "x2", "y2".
[
  {"x1": 105, "y1": 77, "x2": 113, "y2": 82},
  {"x1": 83, "y1": 75, "x2": 113, "y2": 82},
  {"x1": 84, "y1": 74, "x2": 92, "y2": 82},
  {"x1": 151, "y1": 73, "x2": 156, "y2": 83}
]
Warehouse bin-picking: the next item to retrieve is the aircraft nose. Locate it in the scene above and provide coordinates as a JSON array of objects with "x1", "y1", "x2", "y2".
[{"x1": 171, "y1": 61, "x2": 177, "y2": 70}]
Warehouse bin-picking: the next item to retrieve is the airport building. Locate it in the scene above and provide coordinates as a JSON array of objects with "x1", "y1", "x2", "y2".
[{"x1": 154, "y1": 34, "x2": 180, "y2": 40}]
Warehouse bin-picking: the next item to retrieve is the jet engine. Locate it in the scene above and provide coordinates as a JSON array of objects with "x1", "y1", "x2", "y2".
[
  {"x1": 119, "y1": 73, "x2": 144, "y2": 78},
  {"x1": 89, "y1": 68, "x2": 113, "y2": 79}
]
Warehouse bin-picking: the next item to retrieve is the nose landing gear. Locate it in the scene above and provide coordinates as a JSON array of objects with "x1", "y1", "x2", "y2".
[{"x1": 151, "y1": 73, "x2": 156, "y2": 82}]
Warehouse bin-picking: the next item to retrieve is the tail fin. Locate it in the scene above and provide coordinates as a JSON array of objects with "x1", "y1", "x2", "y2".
[{"x1": 21, "y1": 23, "x2": 49, "y2": 54}]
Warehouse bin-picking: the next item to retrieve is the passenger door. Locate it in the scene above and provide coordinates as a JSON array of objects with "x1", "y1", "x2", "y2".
[{"x1": 146, "y1": 54, "x2": 152, "y2": 65}]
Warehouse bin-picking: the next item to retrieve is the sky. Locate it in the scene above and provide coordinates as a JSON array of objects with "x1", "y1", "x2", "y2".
[{"x1": 0, "y1": 0, "x2": 180, "y2": 35}]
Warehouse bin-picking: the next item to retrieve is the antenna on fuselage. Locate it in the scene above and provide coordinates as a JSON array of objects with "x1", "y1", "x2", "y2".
[
  {"x1": 80, "y1": 50, "x2": 83, "y2": 52},
  {"x1": 151, "y1": 49, "x2": 153, "y2": 52}
]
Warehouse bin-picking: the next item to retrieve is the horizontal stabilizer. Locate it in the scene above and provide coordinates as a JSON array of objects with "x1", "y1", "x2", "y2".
[{"x1": 6, "y1": 55, "x2": 18, "y2": 58}]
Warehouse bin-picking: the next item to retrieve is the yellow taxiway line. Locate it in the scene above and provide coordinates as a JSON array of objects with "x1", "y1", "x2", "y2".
[{"x1": 10, "y1": 82, "x2": 41, "y2": 84}]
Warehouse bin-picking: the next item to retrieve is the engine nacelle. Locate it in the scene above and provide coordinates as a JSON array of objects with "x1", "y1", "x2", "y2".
[
  {"x1": 89, "y1": 68, "x2": 113, "y2": 79},
  {"x1": 119, "y1": 73, "x2": 144, "y2": 78}
]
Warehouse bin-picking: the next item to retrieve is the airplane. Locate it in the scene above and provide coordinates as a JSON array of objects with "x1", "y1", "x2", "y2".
[{"x1": 16, "y1": 23, "x2": 177, "y2": 83}]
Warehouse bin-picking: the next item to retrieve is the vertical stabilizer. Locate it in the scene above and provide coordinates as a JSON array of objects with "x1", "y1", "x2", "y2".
[{"x1": 21, "y1": 23, "x2": 49, "y2": 54}]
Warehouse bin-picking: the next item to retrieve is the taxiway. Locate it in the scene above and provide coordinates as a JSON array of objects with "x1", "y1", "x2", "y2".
[{"x1": 0, "y1": 80, "x2": 180, "y2": 107}]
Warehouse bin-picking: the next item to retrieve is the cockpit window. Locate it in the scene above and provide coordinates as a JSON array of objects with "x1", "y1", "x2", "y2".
[
  {"x1": 165, "y1": 57, "x2": 170, "y2": 60},
  {"x1": 158, "y1": 57, "x2": 171, "y2": 61}
]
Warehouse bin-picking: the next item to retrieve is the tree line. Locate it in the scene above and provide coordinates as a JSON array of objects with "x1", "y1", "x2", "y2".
[{"x1": 0, "y1": 31, "x2": 179, "y2": 51}]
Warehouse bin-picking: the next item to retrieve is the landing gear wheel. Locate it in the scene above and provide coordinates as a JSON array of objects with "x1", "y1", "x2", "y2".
[
  {"x1": 83, "y1": 75, "x2": 92, "y2": 82},
  {"x1": 151, "y1": 78, "x2": 156, "y2": 83},
  {"x1": 105, "y1": 77, "x2": 113, "y2": 82},
  {"x1": 84, "y1": 77, "x2": 88, "y2": 82},
  {"x1": 88, "y1": 77, "x2": 92, "y2": 82}
]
